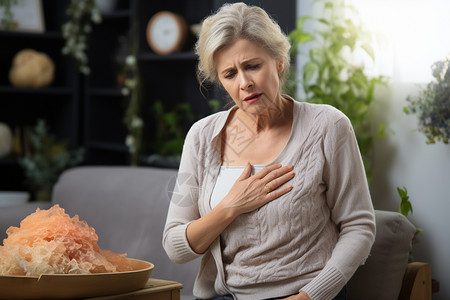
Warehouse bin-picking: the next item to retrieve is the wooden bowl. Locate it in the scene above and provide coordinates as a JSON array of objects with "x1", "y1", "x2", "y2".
[{"x1": 0, "y1": 258, "x2": 153, "y2": 299}]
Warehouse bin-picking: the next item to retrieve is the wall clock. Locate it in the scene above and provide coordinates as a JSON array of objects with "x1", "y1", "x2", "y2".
[{"x1": 146, "y1": 11, "x2": 188, "y2": 55}]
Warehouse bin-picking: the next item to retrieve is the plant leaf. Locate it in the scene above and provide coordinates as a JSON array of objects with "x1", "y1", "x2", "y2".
[
  {"x1": 361, "y1": 43, "x2": 375, "y2": 61},
  {"x1": 296, "y1": 15, "x2": 313, "y2": 30},
  {"x1": 303, "y1": 61, "x2": 318, "y2": 83}
]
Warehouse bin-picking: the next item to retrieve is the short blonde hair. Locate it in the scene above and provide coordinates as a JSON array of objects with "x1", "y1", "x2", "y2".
[{"x1": 195, "y1": 2, "x2": 291, "y2": 88}]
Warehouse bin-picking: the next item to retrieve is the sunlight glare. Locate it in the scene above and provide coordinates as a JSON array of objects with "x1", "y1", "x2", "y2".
[{"x1": 354, "y1": 0, "x2": 450, "y2": 82}]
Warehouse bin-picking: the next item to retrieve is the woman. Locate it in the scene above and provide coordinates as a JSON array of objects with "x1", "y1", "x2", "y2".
[{"x1": 163, "y1": 3, "x2": 375, "y2": 300}]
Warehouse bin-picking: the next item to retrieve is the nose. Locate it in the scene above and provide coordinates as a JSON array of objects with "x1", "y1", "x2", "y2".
[{"x1": 239, "y1": 72, "x2": 253, "y2": 90}]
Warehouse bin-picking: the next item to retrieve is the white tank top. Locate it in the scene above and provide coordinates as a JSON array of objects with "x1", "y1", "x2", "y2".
[{"x1": 210, "y1": 165, "x2": 266, "y2": 209}]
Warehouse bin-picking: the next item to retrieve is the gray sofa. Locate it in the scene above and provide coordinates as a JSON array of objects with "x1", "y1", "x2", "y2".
[{"x1": 0, "y1": 166, "x2": 431, "y2": 300}]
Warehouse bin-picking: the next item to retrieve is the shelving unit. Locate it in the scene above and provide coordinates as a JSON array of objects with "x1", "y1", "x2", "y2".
[
  {"x1": 0, "y1": 0, "x2": 79, "y2": 191},
  {"x1": 83, "y1": 0, "x2": 216, "y2": 165},
  {"x1": 81, "y1": 0, "x2": 133, "y2": 165},
  {"x1": 82, "y1": 0, "x2": 295, "y2": 166},
  {"x1": 0, "y1": 0, "x2": 296, "y2": 191}
]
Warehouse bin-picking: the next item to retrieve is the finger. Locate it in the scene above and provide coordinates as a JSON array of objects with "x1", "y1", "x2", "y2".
[
  {"x1": 253, "y1": 163, "x2": 282, "y2": 179},
  {"x1": 266, "y1": 184, "x2": 293, "y2": 199},
  {"x1": 262, "y1": 164, "x2": 294, "y2": 183},
  {"x1": 237, "y1": 162, "x2": 252, "y2": 181},
  {"x1": 265, "y1": 170, "x2": 295, "y2": 192}
]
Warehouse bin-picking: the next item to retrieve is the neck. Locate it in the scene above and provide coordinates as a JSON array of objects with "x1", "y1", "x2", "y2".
[{"x1": 238, "y1": 95, "x2": 293, "y2": 134}]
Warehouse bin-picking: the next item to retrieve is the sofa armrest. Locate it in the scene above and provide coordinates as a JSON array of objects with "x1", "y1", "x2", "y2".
[{"x1": 398, "y1": 262, "x2": 431, "y2": 300}]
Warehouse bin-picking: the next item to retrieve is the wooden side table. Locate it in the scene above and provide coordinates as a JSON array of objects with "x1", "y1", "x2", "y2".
[{"x1": 89, "y1": 278, "x2": 184, "y2": 300}]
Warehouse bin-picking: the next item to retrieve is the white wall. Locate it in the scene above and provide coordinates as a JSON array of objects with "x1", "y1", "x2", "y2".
[
  {"x1": 296, "y1": 0, "x2": 450, "y2": 298},
  {"x1": 371, "y1": 80, "x2": 450, "y2": 299}
]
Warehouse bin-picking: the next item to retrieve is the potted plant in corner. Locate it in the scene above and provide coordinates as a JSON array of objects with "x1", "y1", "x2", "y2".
[
  {"x1": 18, "y1": 120, "x2": 84, "y2": 202},
  {"x1": 404, "y1": 54, "x2": 450, "y2": 144}
]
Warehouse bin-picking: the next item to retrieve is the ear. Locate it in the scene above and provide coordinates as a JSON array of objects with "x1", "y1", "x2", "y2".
[{"x1": 277, "y1": 59, "x2": 285, "y2": 74}]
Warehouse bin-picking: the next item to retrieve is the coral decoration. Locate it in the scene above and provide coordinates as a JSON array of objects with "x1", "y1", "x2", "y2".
[
  {"x1": 0, "y1": 205, "x2": 132, "y2": 276},
  {"x1": 9, "y1": 49, "x2": 55, "y2": 88}
]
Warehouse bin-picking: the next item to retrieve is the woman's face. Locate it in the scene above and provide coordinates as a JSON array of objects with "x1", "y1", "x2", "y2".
[{"x1": 215, "y1": 38, "x2": 284, "y2": 115}]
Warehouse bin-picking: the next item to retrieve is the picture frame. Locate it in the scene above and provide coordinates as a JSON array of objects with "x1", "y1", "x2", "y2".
[{"x1": 0, "y1": 0, "x2": 45, "y2": 33}]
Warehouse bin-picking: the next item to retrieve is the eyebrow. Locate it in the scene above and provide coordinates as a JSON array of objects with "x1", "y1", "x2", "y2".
[{"x1": 219, "y1": 58, "x2": 262, "y2": 77}]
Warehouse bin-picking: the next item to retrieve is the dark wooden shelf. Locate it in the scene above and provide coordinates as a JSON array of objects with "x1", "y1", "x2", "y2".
[
  {"x1": 102, "y1": 9, "x2": 131, "y2": 20},
  {"x1": 0, "y1": 30, "x2": 62, "y2": 39},
  {"x1": 0, "y1": 157, "x2": 17, "y2": 166},
  {"x1": 0, "y1": 85, "x2": 73, "y2": 95},
  {"x1": 138, "y1": 51, "x2": 197, "y2": 61},
  {"x1": 87, "y1": 141, "x2": 128, "y2": 152},
  {"x1": 82, "y1": 0, "x2": 295, "y2": 166},
  {"x1": 88, "y1": 88, "x2": 125, "y2": 97},
  {"x1": 0, "y1": 0, "x2": 80, "y2": 191}
]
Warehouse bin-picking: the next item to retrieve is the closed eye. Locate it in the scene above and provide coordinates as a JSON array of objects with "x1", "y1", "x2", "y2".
[
  {"x1": 246, "y1": 64, "x2": 260, "y2": 70},
  {"x1": 224, "y1": 70, "x2": 236, "y2": 79}
]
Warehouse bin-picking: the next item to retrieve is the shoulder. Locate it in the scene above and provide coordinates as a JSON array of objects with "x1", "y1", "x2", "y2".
[
  {"x1": 185, "y1": 109, "x2": 231, "y2": 144},
  {"x1": 291, "y1": 99, "x2": 352, "y2": 133},
  {"x1": 295, "y1": 101, "x2": 349, "y2": 123}
]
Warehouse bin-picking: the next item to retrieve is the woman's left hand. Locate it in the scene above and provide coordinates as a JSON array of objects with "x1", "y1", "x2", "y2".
[{"x1": 275, "y1": 292, "x2": 311, "y2": 300}]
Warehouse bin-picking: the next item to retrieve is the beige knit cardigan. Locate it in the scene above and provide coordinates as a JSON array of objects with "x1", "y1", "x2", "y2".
[{"x1": 163, "y1": 97, "x2": 376, "y2": 300}]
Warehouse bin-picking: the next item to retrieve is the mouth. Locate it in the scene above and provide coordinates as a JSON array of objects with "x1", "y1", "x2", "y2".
[{"x1": 243, "y1": 93, "x2": 262, "y2": 104}]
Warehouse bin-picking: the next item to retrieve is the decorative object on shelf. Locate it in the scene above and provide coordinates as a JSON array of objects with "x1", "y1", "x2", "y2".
[
  {"x1": 146, "y1": 11, "x2": 188, "y2": 55},
  {"x1": 9, "y1": 48, "x2": 54, "y2": 88},
  {"x1": 0, "y1": 122, "x2": 13, "y2": 158},
  {"x1": 18, "y1": 119, "x2": 84, "y2": 202},
  {"x1": 146, "y1": 99, "x2": 220, "y2": 167},
  {"x1": 288, "y1": 0, "x2": 388, "y2": 182},
  {"x1": 115, "y1": 33, "x2": 131, "y2": 87},
  {"x1": 148, "y1": 100, "x2": 195, "y2": 165},
  {"x1": 61, "y1": 0, "x2": 102, "y2": 75},
  {"x1": 123, "y1": 22, "x2": 143, "y2": 166},
  {"x1": 0, "y1": 0, "x2": 18, "y2": 30},
  {"x1": 404, "y1": 54, "x2": 450, "y2": 144},
  {"x1": 0, "y1": 0, "x2": 44, "y2": 32}
]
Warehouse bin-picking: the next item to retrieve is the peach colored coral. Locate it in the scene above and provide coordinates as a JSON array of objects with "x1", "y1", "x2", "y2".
[{"x1": 0, "y1": 205, "x2": 132, "y2": 276}]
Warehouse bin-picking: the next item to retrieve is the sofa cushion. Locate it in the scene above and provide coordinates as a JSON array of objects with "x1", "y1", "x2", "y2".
[{"x1": 347, "y1": 210, "x2": 416, "y2": 300}]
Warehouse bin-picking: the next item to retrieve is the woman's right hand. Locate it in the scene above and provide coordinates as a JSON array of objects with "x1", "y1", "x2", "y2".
[
  {"x1": 186, "y1": 163, "x2": 294, "y2": 254},
  {"x1": 219, "y1": 162, "x2": 295, "y2": 217}
]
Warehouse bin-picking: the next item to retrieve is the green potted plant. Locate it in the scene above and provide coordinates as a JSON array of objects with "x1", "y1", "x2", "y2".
[
  {"x1": 0, "y1": 0, "x2": 18, "y2": 30},
  {"x1": 404, "y1": 55, "x2": 450, "y2": 144},
  {"x1": 146, "y1": 100, "x2": 196, "y2": 167},
  {"x1": 144, "y1": 99, "x2": 221, "y2": 168},
  {"x1": 289, "y1": 0, "x2": 387, "y2": 181},
  {"x1": 397, "y1": 186, "x2": 423, "y2": 260},
  {"x1": 18, "y1": 120, "x2": 84, "y2": 202},
  {"x1": 61, "y1": 0, "x2": 102, "y2": 75}
]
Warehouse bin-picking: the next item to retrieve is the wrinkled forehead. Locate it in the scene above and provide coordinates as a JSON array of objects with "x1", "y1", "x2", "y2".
[{"x1": 214, "y1": 39, "x2": 274, "y2": 71}]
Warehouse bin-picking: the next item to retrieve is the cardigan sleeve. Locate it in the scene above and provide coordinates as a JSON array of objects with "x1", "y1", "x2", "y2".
[
  {"x1": 301, "y1": 112, "x2": 376, "y2": 300},
  {"x1": 162, "y1": 122, "x2": 204, "y2": 264}
]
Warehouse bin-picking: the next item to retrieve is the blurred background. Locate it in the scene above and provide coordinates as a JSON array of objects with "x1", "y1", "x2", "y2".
[{"x1": 0, "y1": 0, "x2": 448, "y2": 298}]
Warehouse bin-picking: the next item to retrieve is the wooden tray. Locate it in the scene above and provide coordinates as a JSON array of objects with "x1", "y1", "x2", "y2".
[{"x1": 0, "y1": 258, "x2": 153, "y2": 299}]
